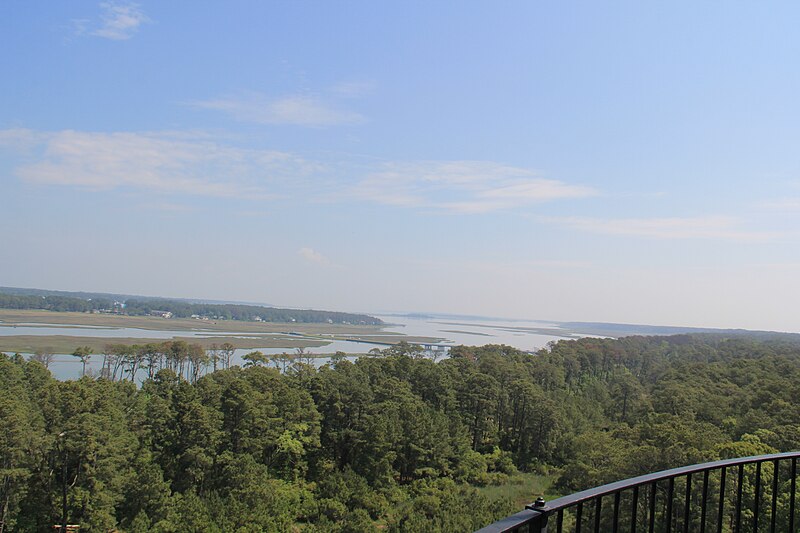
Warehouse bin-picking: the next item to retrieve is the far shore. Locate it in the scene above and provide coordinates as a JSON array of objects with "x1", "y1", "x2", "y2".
[
  {"x1": 0, "y1": 309, "x2": 385, "y2": 333},
  {"x1": 0, "y1": 309, "x2": 440, "y2": 354}
]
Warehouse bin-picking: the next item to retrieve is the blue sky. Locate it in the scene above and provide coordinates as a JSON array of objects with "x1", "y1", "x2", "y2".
[{"x1": 2, "y1": 2, "x2": 800, "y2": 330}]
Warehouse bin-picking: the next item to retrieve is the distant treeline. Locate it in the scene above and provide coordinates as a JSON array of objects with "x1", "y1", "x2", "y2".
[
  {"x1": 562, "y1": 321, "x2": 800, "y2": 341},
  {"x1": 0, "y1": 293, "x2": 117, "y2": 313},
  {"x1": 0, "y1": 286, "x2": 134, "y2": 302},
  {"x1": 0, "y1": 291, "x2": 382, "y2": 325},
  {"x1": 123, "y1": 298, "x2": 382, "y2": 324}
]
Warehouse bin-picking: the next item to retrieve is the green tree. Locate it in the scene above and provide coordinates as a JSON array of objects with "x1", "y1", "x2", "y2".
[
  {"x1": 242, "y1": 350, "x2": 270, "y2": 368},
  {"x1": 0, "y1": 354, "x2": 46, "y2": 532},
  {"x1": 71, "y1": 346, "x2": 93, "y2": 377}
]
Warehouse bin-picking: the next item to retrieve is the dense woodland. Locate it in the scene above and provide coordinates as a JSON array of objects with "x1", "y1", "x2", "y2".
[
  {"x1": 2, "y1": 334, "x2": 800, "y2": 531},
  {"x1": 0, "y1": 294, "x2": 118, "y2": 314},
  {"x1": 121, "y1": 300, "x2": 381, "y2": 325},
  {"x1": 0, "y1": 291, "x2": 381, "y2": 325}
]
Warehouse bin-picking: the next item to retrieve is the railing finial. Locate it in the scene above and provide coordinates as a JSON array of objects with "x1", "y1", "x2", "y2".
[{"x1": 533, "y1": 497, "x2": 546, "y2": 508}]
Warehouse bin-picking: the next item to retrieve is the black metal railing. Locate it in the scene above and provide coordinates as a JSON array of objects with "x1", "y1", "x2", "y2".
[{"x1": 476, "y1": 451, "x2": 800, "y2": 533}]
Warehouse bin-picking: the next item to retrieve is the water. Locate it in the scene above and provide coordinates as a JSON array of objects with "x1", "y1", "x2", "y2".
[
  {"x1": 374, "y1": 315, "x2": 577, "y2": 352},
  {"x1": 0, "y1": 324, "x2": 286, "y2": 339},
  {"x1": 6, "y1": 314, "x2": 582, "y2": 381},
  {"x1": 43, "y1": 339, "x2": 387, "y2": 381}
]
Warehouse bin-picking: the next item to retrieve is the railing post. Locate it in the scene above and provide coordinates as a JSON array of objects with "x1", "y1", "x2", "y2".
[
  {"x1": 531, "y1": 497, "x2": 550, "y2": 533},
  {"x1": 790, "y1": 458, "x2": 797, "y2": 533}
]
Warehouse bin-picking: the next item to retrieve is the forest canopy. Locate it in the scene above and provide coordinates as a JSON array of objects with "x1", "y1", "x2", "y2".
[{"x1": 2, "y1": 334, "x2": 800, "y2": 531}]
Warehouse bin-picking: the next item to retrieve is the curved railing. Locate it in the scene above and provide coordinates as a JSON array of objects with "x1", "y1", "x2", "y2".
[{"x1": 476, "y1": 451, "x2": 800, "y2": 533}]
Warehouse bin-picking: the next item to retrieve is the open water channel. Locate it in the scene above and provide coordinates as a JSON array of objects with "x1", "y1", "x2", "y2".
[{"x1": 0, "y1": 314, "x2": 581, "y2": 381}]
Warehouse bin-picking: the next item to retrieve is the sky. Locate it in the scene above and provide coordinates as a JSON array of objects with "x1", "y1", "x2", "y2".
[{"x1": 2, "y1": 2, "x2": 800, "y2": 331}]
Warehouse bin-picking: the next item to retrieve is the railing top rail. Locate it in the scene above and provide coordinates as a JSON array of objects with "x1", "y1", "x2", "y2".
[
  {"x1": 476, "y1": 451, "x2": 800, "y2": 533},
  {"x1": 474, "y1": 508, "x2": 544, "y2": 533},
  {"x1": 535, "y1": 451, "x2": 800, "y2": 512}
]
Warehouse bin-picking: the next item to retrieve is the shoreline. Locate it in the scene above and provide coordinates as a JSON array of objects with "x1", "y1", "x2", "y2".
[{"x1": 0, "y1": 309, "x2": 440, "y2": 354}]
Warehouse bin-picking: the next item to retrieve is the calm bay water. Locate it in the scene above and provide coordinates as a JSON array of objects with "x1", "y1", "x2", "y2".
[
  {"x1": 0, "y1": 324, "x2": 285, "y2": 339},
  {"x1": 375, "y1": 315, "x2": 577, "y2": 351},
  {"x1": 4, "y1": 314, "x2": 580, "y2": 381}
]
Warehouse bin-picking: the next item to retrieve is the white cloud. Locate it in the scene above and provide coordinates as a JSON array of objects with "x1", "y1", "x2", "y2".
[
  {"x1": 190, "y1": 93, "x2": 365, "y2": 127},
  {"x1": 482, "y1": 181, "x2": 594, "y2": 201},
  {"x1": 0, "y1": 129, "x2": 315, "y2": 198},
  {"x1": 2, "y1": 130, "x2": 594, "y2": 215},
  {"x1": 759, "y1": 198, "x2": 800, "y2": 212},
  {"x1": 0, "y1": 128, "x2": 42, "y2": 150},
  {"x1": 351, "y1": 161, "x2": 596, "y2": 213},
  {"x1": 298, "y1": 247, "x2": 331, "y2": 265},
  {"x1": 141, "y1": 202, "x2": 196, "y2": 213},
  {"x1": 75, "y1": 2, "x2": 149, "y2": 40},
  {"x1": 547, "y1": 215, "x2": 775, "y2": 242},
  {"x1": 330, "y1": 81, "x2": 375, "y2": 98},
  {"x1": 411, "y1": 257, "x2": 592, "y2": 272}
]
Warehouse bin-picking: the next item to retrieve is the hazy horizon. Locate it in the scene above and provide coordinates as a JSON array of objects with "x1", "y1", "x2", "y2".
[
  {"x1": 5, "y1": 283, "x2": 800, "y2": 336},
  {"x1": 4, "y1": 2, "x2": 800, "y2": 332}
]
